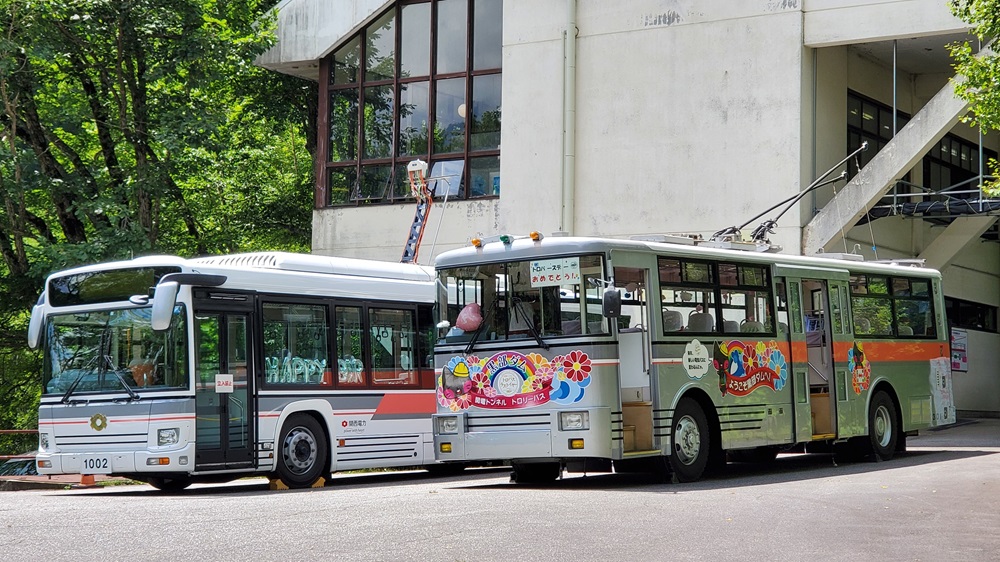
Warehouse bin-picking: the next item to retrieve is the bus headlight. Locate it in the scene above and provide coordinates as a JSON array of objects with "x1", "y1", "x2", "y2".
[
  {"x1": 437, "y1": 416, "x2": 459, "y2": 435},
  {"x1": 157, "y1": 428, "x2": 179, "y2": 446},
  {"x1": 559, "y1": 411, "x2": 590, "y2": 431},
  {"x1": 38, "y1": 432, "x2": 50, "y2": 452}
]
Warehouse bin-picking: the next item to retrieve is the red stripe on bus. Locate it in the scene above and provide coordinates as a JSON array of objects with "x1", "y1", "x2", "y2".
[{"x1": 374, "y1": 392, "x2": 437, "y2": 415}]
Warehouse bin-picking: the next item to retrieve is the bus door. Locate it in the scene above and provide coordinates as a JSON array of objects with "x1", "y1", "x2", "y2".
[
  {"x1": 777, "y1": 267, "x2": 849, "y2": 441},
  {"x1": 611, "y1": 255, "x2": 655, "y2": 452},
  {"x1": 193, "y1": 292, "x2": 255, "y2": 470}
]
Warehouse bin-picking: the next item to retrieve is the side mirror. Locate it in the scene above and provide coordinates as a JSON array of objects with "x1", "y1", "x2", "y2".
[
  {"x1": 27, "y1": 302, "x2": 44, "y2": 350},
  {"x1": 602, "y1": 287, "x2": 622, "y2": 318},
  {"x1": 151, "y1": 281, "x2": 179, "y2": 331}
]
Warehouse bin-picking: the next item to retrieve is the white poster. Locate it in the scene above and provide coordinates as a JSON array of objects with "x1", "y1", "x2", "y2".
[
  {"x1": 950, "y1": 328, "x2": 968, "y2": 372},
  {"x1": 929, "y1": 357, "x2": 956, "y2": 425},
  {"x1": 529, "y1": 257, "x2": 581, "y2": 287}
]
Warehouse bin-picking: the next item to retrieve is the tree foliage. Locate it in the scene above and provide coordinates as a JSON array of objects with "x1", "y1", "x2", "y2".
[
  {"x1": 0, "y1": 0, "x2": 317, "y2": 445},
  {"x1": 949, "y1": 0, "x2": 1000, "y2": 193}
]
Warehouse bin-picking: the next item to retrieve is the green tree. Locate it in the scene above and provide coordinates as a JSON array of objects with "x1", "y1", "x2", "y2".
[
  {"x1": 0, "y1": 0, "x2": 316, "y2": 448},
  {"x1": 949, "y1": 0, "x2": 1000, "y2": 193}
]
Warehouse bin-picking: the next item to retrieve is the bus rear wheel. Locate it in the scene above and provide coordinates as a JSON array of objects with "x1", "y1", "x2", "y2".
[
  {"x1": 668, "y1": 397, "x2": 710, "y2": 482},
  {"x1": 868, "y1": 390, "x2": 898, "y2": 461},
  {"x1": 277, "y1": 414, "x2": 329, "y2": 489}
]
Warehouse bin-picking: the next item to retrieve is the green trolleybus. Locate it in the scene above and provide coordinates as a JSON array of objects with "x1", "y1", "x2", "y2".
[{"x1": 431, "y1": 234, "x2": 954, "y2": 482}]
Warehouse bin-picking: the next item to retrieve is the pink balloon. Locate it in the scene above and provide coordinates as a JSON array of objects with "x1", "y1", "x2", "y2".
[{"x1": 456, "y1": 302, "x2": 483, "y2": 331}]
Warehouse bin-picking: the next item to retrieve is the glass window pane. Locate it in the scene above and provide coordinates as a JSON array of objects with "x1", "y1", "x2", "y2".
[
  {"x1": 429, "y1": 159, "x2": 464, "y2": 198},
  {"x1": 879, "y1": 108, "x2": 892, "y2": 139},
  {"x1": 435, "y1": 77, "x2": 466, "y2": 154},
  {"x1": 473, "y1": 0, "x2": 502, "y2": 70},
  {"x1": 370, "y1": 308, "x2": 418, "y2": 386},
  {"x1": 329, "y1": 89, "x2": 358, "y2": 162},
  {"x1": 399, "y1": 81, "x2": 430, "y2": 156},
  {"x1": 862, "y1": 102, "x2": 877, "y2": 134},
  {"x1": 336, "y1": 306, "x2": 365, "y2": 386},
  {"x1": 469, "y1": 155, "x2": 499, "y2": 197},
  {"x1": 437, "y1": 0, "x2": 468, "y2": 74},
  {"x1": 401, "y1": 3, "x2": 431, "y2": 78},
  {"x1": 718, "y1": 263, "x2": 737, "y2": 286},
  {"x1": 328, "y1": 167, "x2": 357, "y2": 206},
  {"x1": 852, "y1": 296, "x2": 891, "y2": 336},
  {"x1": 359, "y1": 164, "x2": 392, "y2": 201},
  {"x1": 683, "y1": 262, "x2": 712, "y2": 283},
  {"x1": 471, "y1": 74, "x2": 501, "y2": 150},
  {"x1": 262, "y1": 303, "x2": 330, "y2": 385},
  {"x1": 333, "y1": 36, "x2": 361, "y2": 85},
  {"x1": 365, "y1": 10, "x2": 395, "y2": 82},
  {"x1": 847, "y1": 95, "x2": 862, "y2": 129},
  {"x1": 363, "y1": 85, "x2": 394, "y2": 158}
]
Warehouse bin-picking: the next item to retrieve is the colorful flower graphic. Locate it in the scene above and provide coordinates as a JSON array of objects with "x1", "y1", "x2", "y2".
[
  {"x1": 470, "y1": 372, "x2": 491, "y2": 392},
  {"x1": 562, "y1": 350, "x2": 592, "y2": 382},
  {"x1": 714, "y1": 340, "x2": 788, "y2": 397}
]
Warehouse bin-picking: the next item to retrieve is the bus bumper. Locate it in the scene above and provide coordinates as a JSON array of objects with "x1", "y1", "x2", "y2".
[
  {"x1": 432, "y1": 408, "x2": 613, "y2": 462},
  {"x1": 35, "y1": 443, "x2": 196, "y2": 476}
]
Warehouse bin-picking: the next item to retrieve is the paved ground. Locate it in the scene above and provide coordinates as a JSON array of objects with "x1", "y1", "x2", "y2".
[{"x1": 3, "y1": 417, "x2": 996, "y2": 492}]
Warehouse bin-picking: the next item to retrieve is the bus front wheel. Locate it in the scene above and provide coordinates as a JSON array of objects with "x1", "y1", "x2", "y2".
[
  {"x1": 277, "y1": 414, "x2": 329, "y2": 488},
  {"x1": 868, "y1": 390, "x2": 898, "y2": 461},
  {"x1": 510, "y1": 462, "x2": 560, "y2": 484},
  {"x1": 147, "y1": 477, "x2": 192, "y2": 491},
  {"x1": 668, "y1": 398, "x2": 710, "y2": 482}
]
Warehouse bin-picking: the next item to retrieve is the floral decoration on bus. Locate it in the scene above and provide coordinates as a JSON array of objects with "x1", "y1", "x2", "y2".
[
  {"x1": 438, "y1": 350, "x2": 593, "y2": 411},
  {"x1": 848, "y1": 341, "x2": 871, "y2": 394},
  {"x1": 712, "y1": 340, "x2": 787, "y2": 397}
]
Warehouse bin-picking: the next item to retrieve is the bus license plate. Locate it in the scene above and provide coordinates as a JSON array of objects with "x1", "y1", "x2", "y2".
[{"x1": 80, "y1": 455, "x2": 112, "y2": 474}]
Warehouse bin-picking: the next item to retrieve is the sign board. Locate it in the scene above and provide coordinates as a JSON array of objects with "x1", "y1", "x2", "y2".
[
  {"x1": 215, "y1": 374, "x2": 234, "y2": 393},
  {"x1": 950, "y1": 328, "x2": 968, "y2": 372},
  {"x1": 530, "y1": 257, "x2": 581, "y2": 287}
]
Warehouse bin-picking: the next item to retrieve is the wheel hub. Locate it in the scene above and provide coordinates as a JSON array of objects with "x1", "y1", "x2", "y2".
[
  {"x1": 284, "y1": 427, "x2": 317, "y2": 473},
  {"x1": 674, "y1": 415, "x2": 701, "y2": 465}
]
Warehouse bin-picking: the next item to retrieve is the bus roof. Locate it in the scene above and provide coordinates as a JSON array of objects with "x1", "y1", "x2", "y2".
[{"x1": 433, "y1": 236, "x2": 942, "y2": 279}]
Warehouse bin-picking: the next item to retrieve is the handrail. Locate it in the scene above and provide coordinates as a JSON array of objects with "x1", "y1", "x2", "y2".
[{"x1": 0, "y1": 429, "x2": 38, "y2": 460}]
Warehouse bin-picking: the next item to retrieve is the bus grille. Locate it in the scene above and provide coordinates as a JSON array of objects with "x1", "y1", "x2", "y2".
[{"x1": 466, "y1": 413, "x2": 551, "y2": 432}]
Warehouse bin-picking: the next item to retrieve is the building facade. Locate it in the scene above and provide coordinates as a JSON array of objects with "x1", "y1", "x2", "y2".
[{"x1": 259, "y1": 0, "x2": 1000, "y2": 416}]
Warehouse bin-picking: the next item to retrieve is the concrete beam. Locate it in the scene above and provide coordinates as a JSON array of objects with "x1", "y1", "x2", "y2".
[
  {"x1": 918, "y1": 216, "x2": 997, "y2": 271},
  {"x1": 803, "y1": 0, "x2": 969, "y2": 47},
  {"x1": 802, "y1": 76, "x2": 969, "y2": 256}
]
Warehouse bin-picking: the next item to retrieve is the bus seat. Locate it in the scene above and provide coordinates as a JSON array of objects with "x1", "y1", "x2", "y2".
[
  {"x1": 778, "y1": 321, "x2": 788, "y2": 334},
  {"x1": 898, "y1": 325, "x2": 913, "y2": 335},
  {"x1": 688, "y1": 312, "x2": 714, "y2": 332},
  {"x1": 854, "y1": 317, "x2": 871, "y2": 333},
  {"x1": 662, "y1": 310, "x2": 683, "y2": 332},
  {"x1": 723, "y1": 320, "x2": 739, "y2": 333},
  {"x1": 741, "y1": 320, "x2": 765, "y2": 333}
]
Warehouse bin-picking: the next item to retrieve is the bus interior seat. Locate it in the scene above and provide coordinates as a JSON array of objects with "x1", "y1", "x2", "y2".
[
  {"x1": 897, "y1": 325, "x2": 913, "y2": 335},
  {"x1": 778, "y1": 321, "x2": 788, "y2": 334},
  {"x1": 688, "y1": 312, "x2": 714, "y2": 332},
  {"x1": 741, "y1": 320, "x2": 765, "y2": 332},
  {"x1": 854, "y1": 317, "x2": 871, "y2": 333},
  {"x1": 662, "y1": 310, "x2": 683, "y2": 332},
  {"x1": 723, "y1": 320, "x2": 739, "y2": 333}
]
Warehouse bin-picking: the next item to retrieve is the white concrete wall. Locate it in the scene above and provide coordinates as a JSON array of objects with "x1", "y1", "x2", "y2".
[
  {"x1": 952, "y1": 328, "x2": 1000, "y2": 415},
  {"x1": 803, "y1": 0, "x2": 967, "y2": 47}
]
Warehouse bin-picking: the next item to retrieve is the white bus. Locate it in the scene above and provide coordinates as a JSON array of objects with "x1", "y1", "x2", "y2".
[
  {"x1": 431, "y1": 234, "x2": 954, "y2": 483},
  {"x1": 29, "y1": 252, "x2": 440, "y2": 489}
]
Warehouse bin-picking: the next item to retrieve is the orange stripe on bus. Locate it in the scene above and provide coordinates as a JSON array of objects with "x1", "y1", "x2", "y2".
[
  {"x1": 831, "y1": 340, "x2": 946, "y2": 361},
  {"x1": 374, "y1": 392, "x2": 437, "y2": 415}
]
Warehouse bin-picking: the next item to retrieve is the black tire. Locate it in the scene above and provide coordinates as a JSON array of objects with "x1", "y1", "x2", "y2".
[
  {"x1": 668, "y1": 397, "x2": 710, "y2": 482},
  {"x1": 728, "y1": 446, "x2": 780, "y2": 464},
  {"x1": 868, "y1": 390, "x2": 898, "y2": 461},
  {"x1": 146, "y1": 477, "x2": 192, "y2": 491},
  {"x1": 510, "y1": 462, "x2": 560, "y2": 484},
  {"x1": 277, "y1": 414, "x2": 329, "y2": 489}
]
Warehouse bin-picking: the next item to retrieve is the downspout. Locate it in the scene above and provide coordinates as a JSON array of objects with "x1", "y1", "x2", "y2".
[{"x1": 560, "y1": 0, "x2": 577, "y2": 235}]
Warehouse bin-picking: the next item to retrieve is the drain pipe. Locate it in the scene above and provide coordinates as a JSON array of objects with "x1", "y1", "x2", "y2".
[{"x1": 560, "y1": 0, "x2": 577, "y2": 236}]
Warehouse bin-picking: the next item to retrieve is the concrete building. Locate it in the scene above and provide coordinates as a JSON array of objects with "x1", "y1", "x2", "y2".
[{"x1": 258, "y1": 0, "x2": 999, "y2": 416}]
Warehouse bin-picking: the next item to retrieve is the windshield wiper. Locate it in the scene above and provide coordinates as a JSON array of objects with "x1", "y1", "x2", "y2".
[
  {"x1": 60, "y1": 370, "x2": 88, "y2": 404},
  {"x1": 464, "y1": 298, "x2": 498, "y2": 355},
  {"x1": 110, "y1": 369, "x2": 140, "y2": 401},
  {"x1": 512, "y1": 296, "x2": 549, "y2": 351}
]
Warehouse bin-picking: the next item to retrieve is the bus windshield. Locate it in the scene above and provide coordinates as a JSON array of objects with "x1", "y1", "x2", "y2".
[
  {"x1": 43, "y1": 305, "x2": 189, "y2": 395},
  {"x1": 438, "y1": 254, "x2": 608, "y2": 344}
]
